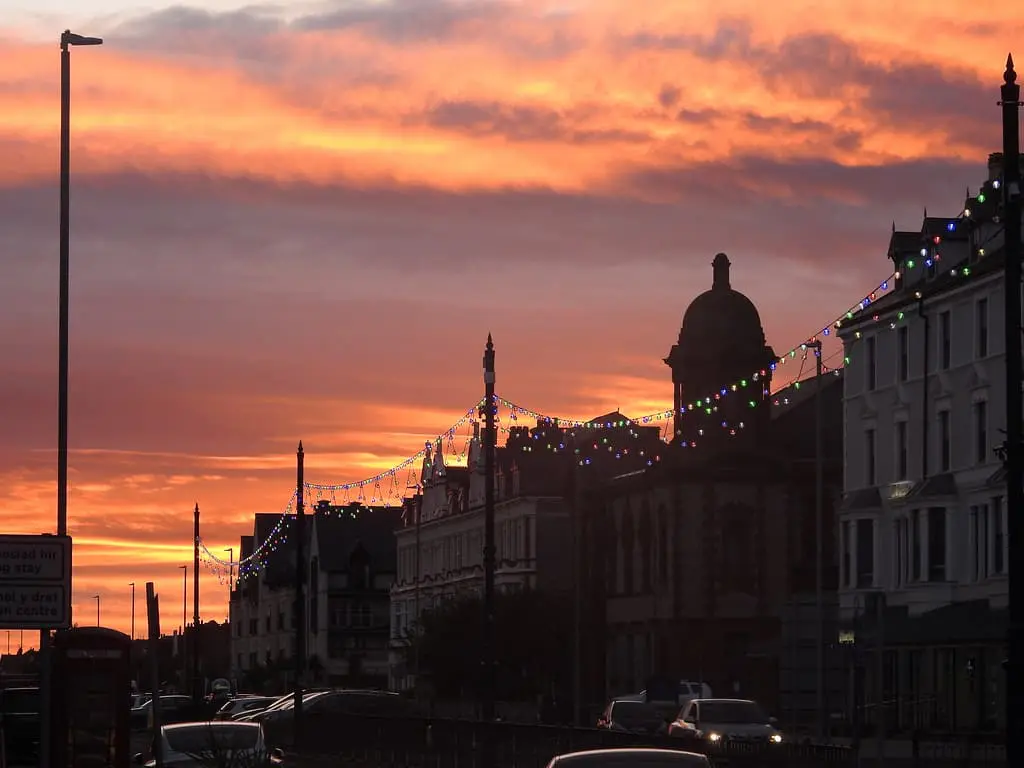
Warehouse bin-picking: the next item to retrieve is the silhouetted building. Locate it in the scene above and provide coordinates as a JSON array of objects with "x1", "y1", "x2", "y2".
[
  {"x1": 580, "y1": 254, "x2": 843, "y2": 728},
  {"x1": 229, "y1": 505, "x2": 400, "y2": 691},
  {"x1": 389, "y1": 416, "x2": 663, "y2": 692}
]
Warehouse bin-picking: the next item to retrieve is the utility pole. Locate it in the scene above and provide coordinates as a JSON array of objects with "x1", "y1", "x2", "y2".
[
  {"x1": 482, "y1": 334, "x2": 497, "y2": 722},
  {"x1": 1000, "y1": 53, "x2": 1022, "y2": 762},
  {"x1": 129, "y1": 582, "x2": 135, "y2": 640},
  {"x1": 193, "y1": 503, "x2": 201, "y2": 705},
  {"x1": 413, "y1": 495, "x2": 422, "y2": 686},
  {"x1": 293, "y1": 442, "x2": 306, "y2": 747},
  {"x1": 806, "y1": 339, "x2": 826, "y2": 740}
]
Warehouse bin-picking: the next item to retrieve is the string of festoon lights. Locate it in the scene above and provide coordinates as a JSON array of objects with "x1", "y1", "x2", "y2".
[{"x1": 201, "y1": 209, "x2": 994, "y2": 583}]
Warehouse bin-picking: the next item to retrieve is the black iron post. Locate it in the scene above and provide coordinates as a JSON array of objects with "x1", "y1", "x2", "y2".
[
  {"x1": 482, "y1": 335, "x2": 497, "y2": 721},
  {"x1": 805, "y1": 340, "x2": 826, "y2": 738},
  {"x1": 1001, "y1": 53, "x2": 1022, "y2": 758},
  {"x1": 193, "y1": 503, "x2": 201, "y2": 704},
  {"x1": 294, "y1": 442, "x2": 307, "y2": 746},
  {"x1": 44, "y1": 31, "x2": 102, "y2": 767}
]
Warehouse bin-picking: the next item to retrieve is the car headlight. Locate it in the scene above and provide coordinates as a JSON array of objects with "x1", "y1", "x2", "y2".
[
  {"x1": 707, "y1": 732, "x2": 722, "y2": 742},
  {"x1": 770, "y1": 733, "x2": 783, "y2": 744}
]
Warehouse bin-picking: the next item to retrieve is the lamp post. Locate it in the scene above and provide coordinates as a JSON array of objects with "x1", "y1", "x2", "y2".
[
  {"x1": 1000, "y1": 53, "x2": 1022, "y2": 759},
  {"x1": 481, "y1": 334, "x2": 496, "y2": 722},
  {"x1": 92, "y1": 594, "x2": 100, "y2": 626},
  {"x1": 42, "y1": 30, "x2": 103, "y2": 768},
  {"x1": 805, "y1": 339, "x2": 826, "y2": 739},
  {"x1": 129, "y1": 582, "x2": 135, "y2": 640}
]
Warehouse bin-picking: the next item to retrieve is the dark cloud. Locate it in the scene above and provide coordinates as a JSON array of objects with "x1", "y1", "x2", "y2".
[
  {"x1": 414, "y1": 98, "x2": 651, "y2": 144},
  {"x1": 620, "y1": 154, "x2": 980, "y2": 211},
  {"x1": 621, "y1": 21, "x2": 1000, "y2": 149},
  {"x1": 658, "y1": 85, "x2": 682, "y2": 109},
  {"x1": 292, "y1": 0, "x2": 509, "y2": 40}
]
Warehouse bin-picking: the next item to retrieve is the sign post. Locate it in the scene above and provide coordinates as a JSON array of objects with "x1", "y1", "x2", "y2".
[{"x1": 0, "y1": 535, "x2": 72, "y2": 629}]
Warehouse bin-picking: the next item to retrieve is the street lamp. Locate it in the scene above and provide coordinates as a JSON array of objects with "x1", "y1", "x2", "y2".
[
  {"x1": 56, "y1": 32, "x2": 102, "y2": 539},
  {"x1": 92, "y1": 594, "x2": 100, "y2": 626},
  {"x1": 45, "y1": 32, "x2": 103, "y2": 768},
  {"x1": 129, "y1": 582, "x2": 136, "y2": 640}
]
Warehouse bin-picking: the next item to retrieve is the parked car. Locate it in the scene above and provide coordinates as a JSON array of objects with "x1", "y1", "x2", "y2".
[
  {"x1": 669, "y1": 698, "x2": 783, "y2": 744},
  {"x1": 133, "y1": 721, "x2": 284, "y2": 767},
  {"x1": 546, "y1": 748, "x2": 710, "y2": 768},
  {"x1": 596, "y1": 700, "x2": 667, "y2": 735},
  {"x1": 215, "y1": 696, "x2": 278, "y2": 721},
  {"x1": 130, "y1": 694, "x2": 200, "y2": 731}
]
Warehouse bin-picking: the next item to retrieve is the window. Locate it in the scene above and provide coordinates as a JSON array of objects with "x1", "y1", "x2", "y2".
[
  {"x1": 993, "y1": 496, "x2": 1005, "y2": 575},
  {"x1": 865, "y1": 428, "x2": 877, "y2": 486},
  {"x1": 911, "y1": 509, "x2": 922, "y2": 581},
  {"x1": 974, "y1": 400, "x2": 989, "y2": 464},
  {"x1": 895, "y1": 420, "x2": 908, "y2": 480},
  {"x1": 938, "y1": 410, "x2": 951, "y2": 472},
  {"x1": 927, "y1": 507, "x2": 947, "y2": 582},
  {"x1": 841, "y1": 520, "x2": 851, "y2": 588},
  {"x1": 855, "y1": 519, "x2": 874, "y2": 588},
  {"x1": 970, "y1": 504, "x2": 989, "y2": 581},
  {"x1": 898, "y1": 326, "x2": 910, "y2": 382},
  {"x1": 939, "y1": 311, "x2": 951, "y2": 369},
  {"x1": 976, "y1": 298, "x2": 989, "y2": 357},
  {"x1": 894, "y1": 518, "x2": 908, "y2": 586},
  {"x1": 866, "y1": 336, "x2": 877, "y2": 390}
]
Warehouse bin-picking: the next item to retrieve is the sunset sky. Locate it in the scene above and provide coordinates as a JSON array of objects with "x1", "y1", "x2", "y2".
[{"x1": 0, "y1": 0, "x2": 1017, "y2": 643}]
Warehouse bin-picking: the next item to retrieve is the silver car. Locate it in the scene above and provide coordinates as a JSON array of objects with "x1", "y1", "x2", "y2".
[{"x1": 546, "y1": 748, "x2": 710, "y2": 768}]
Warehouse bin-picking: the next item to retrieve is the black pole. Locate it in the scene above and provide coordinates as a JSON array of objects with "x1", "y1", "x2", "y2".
[
  {"x1": 40, "y1": 36, "x2": 71, "y2": 768},
  {"x1": 146, "y1": 582, "x2": 164, "y2": 768},
  {"x1": 482, "y1": 334, "x2": 496, "y2": 722},
  {"x1": 1001, "y1": 53, "x2": 1022, "y2": 759},
  {"x1": 293, "y1": 442, "x2": 306, "y2": 747},
  {"x1": 193, "y1": 504, "x2": 201, "y2": 704},
  {"x1": 130, "y1": 582, "x2": 135, "y2": 641},
  {"x1": 806, "y1": 341, "x2": 825, "y2": 740}
]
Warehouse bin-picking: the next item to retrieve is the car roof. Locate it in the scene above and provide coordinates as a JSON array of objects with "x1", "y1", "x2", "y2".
[
  {"x1": 551, "y1": 749, "x2": 709, "y2": 767},
  {"x1": 164, "y1": 721, "x2": 260, "y2": 732},
  {"x1": 692, "y1": 698, "x2": 756, "y2": 704}
]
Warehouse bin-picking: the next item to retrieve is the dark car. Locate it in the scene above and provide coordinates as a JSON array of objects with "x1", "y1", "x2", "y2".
[
  {"x1": 597, "y1": 700, "x2": 667, "y2": 735},
  {"x1": 130, "y1": 695, "x2": 200, "y2": 731}
]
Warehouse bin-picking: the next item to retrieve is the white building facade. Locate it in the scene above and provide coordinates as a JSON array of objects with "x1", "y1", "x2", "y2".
[{"x1": 835, "y1": 154, "x2": 1014, "y2": 733}]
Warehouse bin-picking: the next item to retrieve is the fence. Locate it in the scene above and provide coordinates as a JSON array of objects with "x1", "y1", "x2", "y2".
[{"x1": 268, "y1": 714, "x2": 854, "y2": 768}]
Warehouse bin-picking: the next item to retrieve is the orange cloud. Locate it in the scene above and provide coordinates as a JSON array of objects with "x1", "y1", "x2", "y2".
[{"x1": 0, "y1": 0, "x2": 1016, "y2": 640}]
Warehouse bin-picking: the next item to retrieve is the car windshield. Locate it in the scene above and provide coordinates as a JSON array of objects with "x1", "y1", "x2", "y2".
[
  {"x1": 165, "y1": 725, "x2": 260, "y2": 754},
  {"x1": 698, "y1": 701, "x2": 769, "y2": 725},
  {"x1": 611, "y1": 702, "x2": 662, "y2": 725}
]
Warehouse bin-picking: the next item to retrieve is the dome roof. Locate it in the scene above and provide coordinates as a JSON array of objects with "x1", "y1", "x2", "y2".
[{"x1": 676, "y1": 253, "x2": 766, "y2": 355}]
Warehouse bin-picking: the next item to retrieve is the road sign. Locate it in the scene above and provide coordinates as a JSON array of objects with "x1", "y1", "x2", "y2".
[{"x1": 0, "y1": 535, "x2": 71, "y2": 629}]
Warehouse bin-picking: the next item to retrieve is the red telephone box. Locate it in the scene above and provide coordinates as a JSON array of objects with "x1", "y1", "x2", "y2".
[{"x1": 52, "y1": 627, "x2": 132, "y2": 768}]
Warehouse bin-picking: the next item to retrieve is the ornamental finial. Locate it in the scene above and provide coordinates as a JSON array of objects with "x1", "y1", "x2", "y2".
[{"x1": 1005, "y1": 53, "x2": 1017, "y2": 85}]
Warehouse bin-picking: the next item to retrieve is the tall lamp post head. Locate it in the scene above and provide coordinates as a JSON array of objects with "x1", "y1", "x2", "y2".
[{"x1": 61, "y1": 30, "x2": 104, "y2": 49}]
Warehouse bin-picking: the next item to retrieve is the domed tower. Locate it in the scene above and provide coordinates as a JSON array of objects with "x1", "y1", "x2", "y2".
[{"x1": 664, "y1": 253, "x2": 776, "y2": 452}]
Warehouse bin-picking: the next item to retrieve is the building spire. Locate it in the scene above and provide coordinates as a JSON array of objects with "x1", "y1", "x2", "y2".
[
  {"x1": 712, "y1": 252, "x2": 731, "y2": 290},
  {"x1": 1006, "y1": 53, "x2": 1017, "y2": 85}
]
